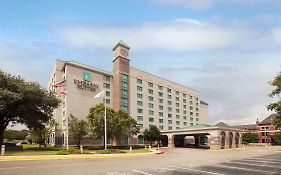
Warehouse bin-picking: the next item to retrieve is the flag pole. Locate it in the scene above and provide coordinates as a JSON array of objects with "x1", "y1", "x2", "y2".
[
  {"x1": 104, "y1": 95, "x2": 107, "y2": 150},
  {"x1": 65, "y1": 76, "x2": 69, "y2": 150}
]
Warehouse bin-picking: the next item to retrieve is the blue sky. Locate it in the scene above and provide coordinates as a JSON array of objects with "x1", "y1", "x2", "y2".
[{"x1": 1, "y1": 0, "x2": 281, "y2": 125}]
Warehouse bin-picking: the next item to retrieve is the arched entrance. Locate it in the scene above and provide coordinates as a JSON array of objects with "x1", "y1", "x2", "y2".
[
  {"x1": 137, "y1": 135, "x2": 144, "y2": 144},
  {"x1": 229, "y1": 132, "x2": 233, "y2": 148},
  {"x1": 221, "y1": 131, "x2": 226, "y2": 149},
  {"x1": 235, "y1": 133, "x2": 239, "y2": 148}
]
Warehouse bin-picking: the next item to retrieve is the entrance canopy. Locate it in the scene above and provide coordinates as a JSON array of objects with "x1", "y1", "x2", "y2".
[{"x1": 161, "y1": 124, "x2": 242, "y2": 150}]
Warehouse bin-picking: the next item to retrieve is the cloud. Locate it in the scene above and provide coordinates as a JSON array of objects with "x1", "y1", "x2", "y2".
[
  {"x1": 149, "y1": 0, "x2": 281, "y2": 9},
  {"x1": 58, "y1": 19, "x2": 243, "y2": 52},
  {"x1": 271, "y1": 27, "x2": 281, "y2": 43}
]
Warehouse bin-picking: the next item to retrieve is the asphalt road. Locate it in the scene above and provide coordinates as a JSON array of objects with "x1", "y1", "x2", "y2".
[{"x1": 1, "y1": 147, "x2": 281, "y2": 175}]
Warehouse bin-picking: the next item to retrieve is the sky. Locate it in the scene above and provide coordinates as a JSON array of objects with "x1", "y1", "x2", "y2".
[{"x1": 1, "y1": 0, "x2": 281, "y2": 126}]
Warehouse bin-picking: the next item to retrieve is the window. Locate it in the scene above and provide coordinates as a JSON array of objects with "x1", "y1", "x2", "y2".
[
  {"x1": 183, "y1": 93, "x2": 186, "y2": 98},
  {"x1": 149, "y1": 110, "x2": 154, "y2": 115},
  {"x1": 158, "y1": 85, "x2": 163, "y2": 90},
  {"x1": 159, "y1": 112, "x2": 163, "y2": 117},
  {"x1": 183, "y1": 122, "x2": 187, "y2": 126},
  {"x1": 137, "y1": 108, "x2": 143, "y2": 114},
  {"x1": 149, "y1": 117, "x2": 154, "y2": 122},
  {"x1": 137, "y1": 86, "x2": 142, "y2": 91},
  {"x1": 168, "y1": 101, "x2": 172, "y2": 105},
  {"x1": 176, "y1": 115, "x2": 180, "y2": 119},
  {"x1": 183, "y1": 116, "x2": 187, "y2": 120},
  {"x1": 168, "y1": 107, "x2": 172, "y2": 112},
  {"x1": 103, "y1": 83, "x2": 110, "y2": 89},
  {"x1": 190, "y1": 106, "x2": 193, "y2": 110},
  {"x1": 137, "y1": 123, "x2": 143, "y2": 129},
  {"x1": 106, "y1": 99, "x2": 110, "y2": 104},
  {"x1": 168, "y1": 120, "x2": 172, "y2": 124},
  {"x1": 158, "y1": 92, "x2": 163, "y2": 97},
  {"x1": 168, "y1": 126, "x2": 172, "y2": 130},
  {"x1": 159, "y1": 125, "x2": 164, "y2": 130},
  {"x1": 196, "y1": 103, "x2": 199, "y2": 106},
  {"x1": 196, "y1": 118, "x2": 199, "y2": 122},
  {"x1": 148, "y1": 82, "x2": 153, "y2": 88},
  {"x1": 262, "y1": 132, "x2": 265, "y2": 136},
  {"x1": 190, "y1": 112, "x2": 193, "y2": 116},
  {"x1": 196, "y1": 113, "x2": 199, "y2": 117},
  {"x1": 106, "y1": 91, "x2": 110, "y2": 97},
  {"x1": 137, "y1": 93, "x2": 143, "y2": 99},
  {"x1": 196, "y1": 97, "x2": 199, "y2": 101},
  {"x1": 190, "y1": 117, "x2": 193, "y2": 121},
  {"x1": 137, "y1": 78, "x2": 142, "y2": 84},
  {"x1": 137, "y1": 101, "x2": 143, "y2": 106},
  {"x1": 148, "y1": 96, "x2": 153, "y2": 101},
  {"x1": 176, "y1": 121, "x2": 180, "y2": 125},
  {"x1": 176, "y1": 127, "x2": 180, "y2": 130},
  {"x1": 168, "y1": 114, "x2": 172, "y2": 118},
  {"x1": 121, "y1": 74, "x2": 128, "y2": 112},
  {"x1": 168, "y1": 94, "x2": 172, "y2": 99},
  {"x1": 148, "y1": 89, "x2": 153, "y2": 94},
  {"x1": 190, "y1": 101, "x2": 193, "y2": 105},
  {"x1": 159, "y1": 99, "x2": 163, "y2": 103},
  {"x1": 183, "y1": 105, "x2": 186, "y2": 108},
  {"x1": 183, "y1": 110, "x2": 187, "y2": 114},
  {"x1": 183, "y1": 99, "x2": 186, "y2": 103},
  {"x1": 190, "y1": 123, "x2": 194, "y2": 126},
  {"x1": 148, "y1": 103, "x2": 154, "y2": 108},
  {"x1": 176, "y1": 103, "x2": 179, "y2": 107},
  {"x1": 103, "y1": 75, "x2": 110, "y2": 81},
  {"x1": 137, "y1": 116, "x2": 143, "y2": 121},
  {"x1": 159, "y1": 105, "x2": 163, "y2": 110},
  {"x1": 176, "y1": 109, "x2": 179, "y2": 113},
  {"x1": 159, "y1": 119, "x2": 163, "y2": 123},
  {"x1": 190, "y1": 95, "x2": 193, "y2": 99},
  {"x1": 176, "y1": 91, "x2": 179, "y2": 95},
  {"x1": 167, "y1": 88, "x2": 171, "y2": 93},
  {"x1": 196, "y1": 108, "x2": 199, "y2": 111}
]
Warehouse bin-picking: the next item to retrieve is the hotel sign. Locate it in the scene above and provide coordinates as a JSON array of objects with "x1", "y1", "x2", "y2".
[
  {"x1": 73, "y1": 79, "x2": 99, "y2": 92},
  {"x1": 73, "y1": 72, "x2": 98, "y2": 92}
]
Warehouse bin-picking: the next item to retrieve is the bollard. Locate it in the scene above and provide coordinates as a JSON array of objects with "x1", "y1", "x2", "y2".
[
  {"x1": 80, "y1": 145, "x2": 83, "y2": 154},
  {"x1": 129, "y1": 146, "x2": 132, "y2": 153},
  {"x1": 1, "y1": 145, "x2": 5, "y2": 156},
  {"x1": 145, "y1": 145, "x2": 147, "y2": 150},
  {"x1": 158, "y1": 144, "x2": 159, "y2": 148},
  {"x1": 149, "y1": 145, "x2": 151, "y2": 150}
]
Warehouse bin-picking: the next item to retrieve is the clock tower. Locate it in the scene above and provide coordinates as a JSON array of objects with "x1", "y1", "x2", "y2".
[{"x1": 112, "y1": 40, "x2": 130, "y2": 113}]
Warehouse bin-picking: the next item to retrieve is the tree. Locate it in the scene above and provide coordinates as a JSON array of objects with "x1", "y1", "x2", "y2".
[
  {"x1": 268, "y1": 70, "x2": 281, "y2": 143},
  {"x1": 69, "y1": 114, "x2": 88, "y2": 147},
  {"x1": 143, "y1": 125, "x2": 162, "y2": 146},
  {"x1": 29, "y1": 119, "x2": 57, "y2": 147},
  {"x1": 4, "y1": 129, "x2": 28, "y2": 141},
  {"x1": 87, "y1": 103, "x2": 139, "y2": 146},
  {"x1": 0, "y1": 71, "x2": 60, "y2": 146},
  {"x1": 242, "y1": 133, "x2": 259, "y2": 144}
]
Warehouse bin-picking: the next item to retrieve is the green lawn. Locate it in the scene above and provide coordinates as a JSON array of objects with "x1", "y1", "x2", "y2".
[{"x1": 5, "y1": 150, "x2": 58, "y2": 156}]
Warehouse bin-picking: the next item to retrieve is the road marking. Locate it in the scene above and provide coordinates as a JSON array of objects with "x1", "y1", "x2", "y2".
[
  {"x1": 241, "y1": 159, "x2": 281, "y2": 164},
  {"x1": 133, "y1": 170, "x2": 153, "y2": 175},
  {"x1": 246, "y1": 157, "x2": 281, "y2": 162},
  {"x1": 224, "y1": 161, "x2": 281, "y2": 169},
  {"x1": 209, "y1": 164, "x2": 276, "y2": 174},
  {"x1": 170, "y1": 166, "x2": 225, "y2": 175}
]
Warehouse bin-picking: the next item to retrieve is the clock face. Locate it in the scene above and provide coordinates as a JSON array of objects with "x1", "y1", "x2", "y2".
[{"x1": 120, "y1": 48, "x2": 128, "y2": 57}]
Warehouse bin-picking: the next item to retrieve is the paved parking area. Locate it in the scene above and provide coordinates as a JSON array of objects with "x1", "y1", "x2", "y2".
[{"x1": 105, "y1": 152, "x2": 281, "y2": 175}]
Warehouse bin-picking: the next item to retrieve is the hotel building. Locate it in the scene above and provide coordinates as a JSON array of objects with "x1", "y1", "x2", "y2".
[{"x1": 48, "y1": 41, "x2": 208, "y2": 145}]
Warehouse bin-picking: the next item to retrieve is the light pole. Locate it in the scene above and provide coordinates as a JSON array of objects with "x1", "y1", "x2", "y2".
[{"x1": 94, "y1": 90, "x2": 107, "y2": 150}]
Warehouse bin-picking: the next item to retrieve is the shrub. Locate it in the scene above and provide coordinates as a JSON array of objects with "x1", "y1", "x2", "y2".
[
  {"x1": 96, "y1": 149, "x2": 112, "y2": 154},
  {"x1": 67, "y1": 147, "x2": 80, "y2": 154},
  {"x1": 56, "y1": 150, "x2": 69, "y2": 155},
  {"x1": 110, "y1": 149, "x2": 127, "y2": 154},
  {"x1": 83, "y1": 150, "x2": 92, "y2": 154}
]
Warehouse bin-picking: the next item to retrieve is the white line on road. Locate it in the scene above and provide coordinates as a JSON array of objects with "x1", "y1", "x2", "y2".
[
  {"x1": 241, "y1": 159, "x2": 281, "y2": 164},
  {"x1": 225, "y1": 161, "x2": 281, "y2": 169},
  {"x1": 208, "y1": 164, "x2": 277, "y2": 174},
  {"x1": 170, "y1": 166, "x2": 225, "y2": 175},
  {"x1": 133, "y1": 170, "x2": 153, "y2": 175},
  {"x1": 246, "y1": 157, "x2": 281, "y2": 162}
]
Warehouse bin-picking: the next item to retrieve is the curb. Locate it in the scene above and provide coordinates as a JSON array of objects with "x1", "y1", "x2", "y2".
[
  {"x1": 209, "y1": 148, "x2": 242, "y2": 152},
  {"x1": 0, "y1": 152, "x2": 155, "y2": 162}
]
